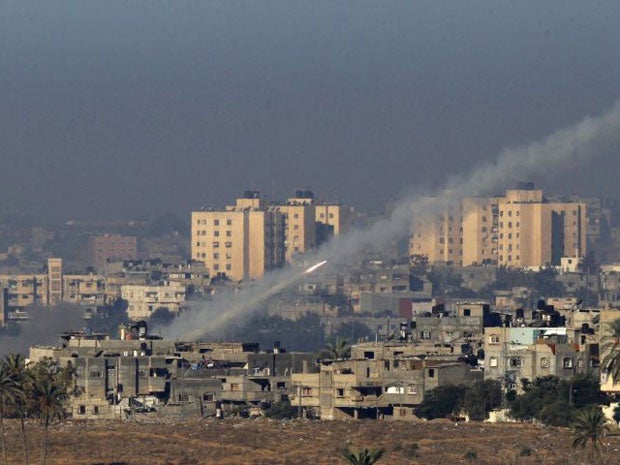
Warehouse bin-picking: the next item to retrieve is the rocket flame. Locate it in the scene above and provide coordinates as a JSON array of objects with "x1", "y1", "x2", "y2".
[{"x1": 303, "y1": 260, "x2": 328, "y2": 274}]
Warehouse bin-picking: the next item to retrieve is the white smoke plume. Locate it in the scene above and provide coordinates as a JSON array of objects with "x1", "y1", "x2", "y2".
[{"x1": 163, "y1": 100, "x2": 620, "y2": 341}]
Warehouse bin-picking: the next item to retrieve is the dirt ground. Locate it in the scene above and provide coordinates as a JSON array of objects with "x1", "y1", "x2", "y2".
[{"x1": 3, "y1": 417, "x2": 620, "y2": 465}]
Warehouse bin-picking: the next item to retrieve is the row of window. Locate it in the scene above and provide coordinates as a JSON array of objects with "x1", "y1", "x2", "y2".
[
  {"x1": 488, "y1": 356, "x2": 581, "y2": 369},
  {"x1": 196, "y1": 219, "x2": 234, "y2": 226}
]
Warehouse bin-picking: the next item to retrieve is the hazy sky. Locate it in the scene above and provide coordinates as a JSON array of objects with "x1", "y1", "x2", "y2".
[{"x1": 1, "y1": 1, "x2": 620, "y2": 221}]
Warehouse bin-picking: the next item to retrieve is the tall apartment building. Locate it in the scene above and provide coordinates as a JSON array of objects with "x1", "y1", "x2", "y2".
[
  {"x1": 410, "y1": 185, "x2": 587, "y2": 268},
  {"x1": 276, "y1": 192, "x2": 317, "y2": 261},
  {"x1": 191, "y1": 191, "x2": 286, "y2": 281},
  {"x1": 191, "y1": 190, "x2": 351, "y2": 280},
  {"x1": 409, "y1": 199, "x2": 463, "y2": 264},
  {"x1": 90, "y1": 234, "x2": 138, "y2": 270},
  {"x1": 496, "y1": 189, "x2": 586, "y2": 267}
]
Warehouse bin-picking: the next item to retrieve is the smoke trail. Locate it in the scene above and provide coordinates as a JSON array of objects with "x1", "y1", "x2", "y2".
[
  {"x1": 0, "y1": 304, "x2": 84, "y2": 356},
  {"x1": 322, "y1": 100, "x2": 620, "y2": 265},
  {"x1": 164, "y1": 100, "x2": 620, "y2": 340}
]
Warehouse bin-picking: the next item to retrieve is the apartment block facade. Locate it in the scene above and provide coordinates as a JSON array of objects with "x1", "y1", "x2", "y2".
[
  {"x1": 191, "y1": 192, "x2": 286, "y2": 281},
  {"x1": 410, "y1": 186, "x2": 587, "y2": 268},
  {"x1": 191, "y1": 191, "x2": 351, "y2": 281}
]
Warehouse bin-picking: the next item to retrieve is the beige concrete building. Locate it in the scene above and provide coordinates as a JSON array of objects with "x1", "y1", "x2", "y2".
[
  {"x1": 461, "y1": 197, "x2": 498, "y2": 266},
  {"x1": 0, "y1": 258, "x2": 63, "y2": 320},
  {"x1": 410, "y1": 199, "x2": 462, "y2": 264},
  {"x1": 484, "y1": 327, "x2": 587, "y2": 392},
  {"x1": 121, "y1": 283, "x2": 187, "y2": 320},
  {"x1": 191, "y1": 190, "x2": 352, "y2": 280},
  {"x1": 90, "y1": 234, "x2": 138, "y2": 271},
  {"x1": 277, "y1": 198, "x2": 317, "y2": 261},
  {"x1": 410, "y1": 186, "x2": 587, "y2": 268},
  {"x1": 191, "y1": 192, "x2": 286, "y2": 281}
]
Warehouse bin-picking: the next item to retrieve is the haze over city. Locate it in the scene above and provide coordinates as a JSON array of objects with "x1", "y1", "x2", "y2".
[
  {"x1": 2, "y1": 1, "x2": 620, "y2": 221},
  {"x1": 4, "y1": 3, "x2": 620, "y2": 464}
]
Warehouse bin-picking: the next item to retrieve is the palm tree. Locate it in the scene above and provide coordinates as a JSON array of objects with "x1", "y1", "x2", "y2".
[
  {"x1": 572, "y1": 406, "x2": 609, "y2": 464},
  {"x1": 31, "y1": 378, "x2": 67, "y2": 465},
  {"x1": 341, "y1": 447, "x2": 386, "y2": 465},
  {"x1": 322, "y1": 338, "x2": 351, "y2": 360},
  {"x1": 0, "y1": 362, "x2": 22, "y2": 465},
  {"x1": 601, "y1": 319, "x2": 620, "y2": 384},
  {"x1": 4, "y1": 353, "x2": 32, "y2": 465}
]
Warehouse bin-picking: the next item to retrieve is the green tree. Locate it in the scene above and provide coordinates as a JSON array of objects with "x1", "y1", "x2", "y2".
[
  {"x1": 571, "y1": 406, "x2": 609, "y2": 464},
  {"x1": 4, "y1": 353, "x2": 32, "y2": 465},
  {"x1": 416, "y1": 385, "x2": 466, "y2": 420},
  {"x1": 341, "y1": 447, "x2": 386, "y2": 465},
  {"x1": 463, "y1": 380, "x2": 502, "y2": 421},
  {"x1": 321, "y1": 337, "x2": 351, "y2": 360},
  {"x1": 31, "y1": 378, "x2": 68, "y2": 465},
  {"x1": 601, "y1": 319, "x2": 620, "y2": 384},
  {"x1": 0, "y1": 361, "x2": 22, "y2": 465}
]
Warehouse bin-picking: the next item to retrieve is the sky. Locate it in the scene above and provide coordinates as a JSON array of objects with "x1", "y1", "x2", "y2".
[{"x1": 1, "y1": 1, "x2": 620, "y2": 221}]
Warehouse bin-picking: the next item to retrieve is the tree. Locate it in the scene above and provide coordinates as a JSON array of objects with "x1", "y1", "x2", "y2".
[
  {"x1": 4, "y1": 353, "x2": 32, "y2": 465},
  {"x1": 601, "y1": 319, "x2": 620, "y2": 384},
  {"x1": 31, "y1": 378, "x2": 67, "y2": 465},
  {"x1": 341, "y1": 447, "x2": 386, "y2": 465},
  {"x1": 0, "y1": 361, "x2": 21, "y2": 465},
  {"x1": 416, "y1": 385, "x2": 466, "y2": 420},
  {"x1": 571, "y1": 406, "x2": 609, "y2": 464},
  {"x1": 463, "y1": 380, "x2": 502, "y2": 421},
  {"x1": 321, "y1": 338, "x2": 351, "y2": 360}
]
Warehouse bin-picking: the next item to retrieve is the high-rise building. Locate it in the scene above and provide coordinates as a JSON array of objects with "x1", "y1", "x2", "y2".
[
  {"x1": 90, "y1": 234, "x2": 138, "y2": 271},
  {"x1": 191, "y1": 192, "x2": 286, "y2": 281},
  {"x1": 276, "y1": 192, "x2": 317, "y2": 261},
  {"x1": 409, "y1": 198, "x2": 462, "y2": 264},
  {"x1": 410, "y1": 186, "x2": 587, "y2": 268}
]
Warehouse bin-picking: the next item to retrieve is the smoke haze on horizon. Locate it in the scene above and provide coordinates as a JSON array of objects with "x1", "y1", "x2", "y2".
[
  {"x1": 163, "y1": 101, "x2": 620, "y2": 341},
  {"x1": 1, "y1": 1, "x2": 620, "y2": 220}
]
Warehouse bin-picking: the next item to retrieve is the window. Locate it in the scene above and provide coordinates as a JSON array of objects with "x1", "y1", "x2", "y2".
[
  {"x1": 226, "y1": 219, "x2": 232, "y2": 226},
  {"x1": 463, "y1": 309, "x2": 471, "y2": 316},
  {"x1": 408, "y1": 385, "x2": 418, "y2": 395},
  {"x1": 489, "y1": 357, "x2": 498, "y2": 367},
  {"x1": 213, "y1": 253, "x2": 219, "y2": 259},
  {"x1": 93, "y1": 406, "x2": 99, "y2": 415},
  {"x1": 214, "y1": 231, "x2": 220, "y2": 237},
  {"x1": 138, "y1": 369, "x2": 148, "y2": 378},
  {"x1": 212, "y1": 242, "x2": 220, "y2": 248},
  {"x1": 563, "y1": 358, "x2": 573, "y2": 369},
  {"x1": 337, "y1": 388, "x2": 344, "y2": 397},
  {"x1": 364, "y1": 351, "x2": 375, "y2": 359},
  {"x1": 225, "y1": 264, "x2": 232, "y2": 271},
  {"x1": 78, "y1": 405, "x2": 86, "y2": 415},
  {"x1": 540, "y1": 357, "x2": 549, "y2": 368},
  {"x1": 428, "y1": 368, "x2": 435, "y2": 378},
  {"x1": 226, "y1": 230, "x2": 232, "y2": 237},
  {"x1": 230, "y1": 383, "x2": 240, "y2": 391},
  {"x1": 510, "y1": 358, "x2": 522, "y2": 368},
  {"x1": 214, "y1": 219, "x2": 220, "y2": 226},
  {"x1": 89, "y1": 370, "x2": 102, "y2": 379},
  {"x1": 225, "y1": 242, "x2": 232, "y2": 248},
  {"x1": 489, "y1": 335, "x2": 500, "y2": 345}
]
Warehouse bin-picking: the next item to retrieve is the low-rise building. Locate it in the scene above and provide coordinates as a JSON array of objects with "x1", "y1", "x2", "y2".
[
  {"x1": 121, "y1": 283, "x2": 187, "y2": 320},
  {"x1": 484, "y1": 327, "x2": 589, "y2": 392}
]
